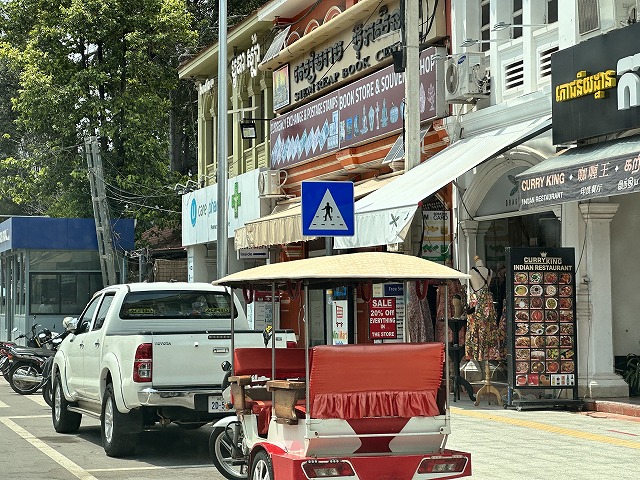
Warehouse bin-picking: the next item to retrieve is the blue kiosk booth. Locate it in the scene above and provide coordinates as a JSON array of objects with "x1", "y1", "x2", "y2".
[{"x1": 0, "y1": 217, "x2": 134, "y2": 341}]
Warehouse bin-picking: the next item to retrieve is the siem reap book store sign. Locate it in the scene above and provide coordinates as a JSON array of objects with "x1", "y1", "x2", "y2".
[{"x1": 269, "y1": 46, "x2": 445, "y2": 169}]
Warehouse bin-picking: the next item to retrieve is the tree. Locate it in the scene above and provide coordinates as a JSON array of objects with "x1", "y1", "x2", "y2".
[
  {"x1": 0, "y1": 0, "x2": 198, "y2": 231},
  {"x1": 0, "y1": 0, "x2": 271, "y2": 239}
]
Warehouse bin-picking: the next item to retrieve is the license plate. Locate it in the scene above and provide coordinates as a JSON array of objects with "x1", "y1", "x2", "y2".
[{"x1": 208, "y1": 395, "x2": 227, "y2": 413}]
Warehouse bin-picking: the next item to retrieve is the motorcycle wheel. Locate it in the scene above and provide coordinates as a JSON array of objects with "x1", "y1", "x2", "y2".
[
  {"x1": 250, "y1": 450, "x2": 273, "y2": 480},
  {"x1": 52, "y1": 374, "x2": 82, "y2": 433},
  {"x1": 8, "y1": 362, "x2": 42, "y2": 395},
  {"x1": 210, "y1": 425, "x2": 248, "y2": 480},
  {"x1": 42, "y1": 381, "x2": 53, "y2": 407}
]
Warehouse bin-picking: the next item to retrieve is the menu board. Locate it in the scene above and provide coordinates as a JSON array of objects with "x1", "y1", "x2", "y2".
[{"x1": 506, "y1": 248, "x2": 578, "y2": 392}]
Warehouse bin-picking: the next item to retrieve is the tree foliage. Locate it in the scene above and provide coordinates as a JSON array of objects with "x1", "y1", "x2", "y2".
[
  {"x1": 0, "y1": 0, "x2": 270, "y2": 243},
  {"x1": 0, "y1": 0, "x2": 199, "y2": 232}
]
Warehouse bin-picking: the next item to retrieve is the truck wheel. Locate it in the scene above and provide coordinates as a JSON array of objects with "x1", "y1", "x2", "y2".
[
  {"x1": 210, "y1": 426, "x2": 248, "y2": 479},
  {"x1": 101, "y1": 383, "x2": 138, "y2": 457},
  {"x1": 250, "y1": 450, "x2": 273, "y2": 480},
  {"x1": 52, "y1": 374, "x2": 82, "y2": 433}
]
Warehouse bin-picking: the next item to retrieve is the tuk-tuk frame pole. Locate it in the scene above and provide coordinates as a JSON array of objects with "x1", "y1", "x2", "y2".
[{"x1": 304, "y1": 281, "x2": 310, "y2": 420}]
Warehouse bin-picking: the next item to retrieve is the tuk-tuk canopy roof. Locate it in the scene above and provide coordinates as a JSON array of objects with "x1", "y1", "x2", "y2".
[{"x1": 213, "y1": 252, "x2": 470, "y2": 288}]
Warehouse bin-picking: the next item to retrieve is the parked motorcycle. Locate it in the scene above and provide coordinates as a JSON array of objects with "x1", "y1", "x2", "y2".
[
  {"x1": 41, "y1": 318, "x2": 76, "y2": 406},
  {"x1": 1, "y1": 325, "x2": 43, "y2": 376},
  {"x1": 6, "y1": 324, "x2": 68, "y2": 396}
]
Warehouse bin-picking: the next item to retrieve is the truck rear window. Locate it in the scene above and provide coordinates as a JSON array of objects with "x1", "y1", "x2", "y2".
[{"x1": 120, "y1": 290, "x2": 238, "y2": 319}]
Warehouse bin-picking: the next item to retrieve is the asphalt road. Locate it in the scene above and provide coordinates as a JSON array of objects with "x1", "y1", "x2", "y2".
[
  {"x1": 2, "y1": 373, "x2": 640, "y2": 480},
  {"x1": 0, "y1": 375, "x2": 227, "y2": 480}
]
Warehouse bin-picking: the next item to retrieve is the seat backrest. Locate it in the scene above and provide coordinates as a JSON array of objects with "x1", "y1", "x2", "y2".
[
  {"x1": 309, "y1": 343, "x2": 444, "y2": 419},
  {"x1": 233, "y1": 347, "x2": 306, "y2": 379}
]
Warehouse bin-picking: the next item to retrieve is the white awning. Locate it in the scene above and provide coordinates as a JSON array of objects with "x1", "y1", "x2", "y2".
[
  {"x1": 334, "y1": 116, "x2": 552, "y2": 249},
  {"x1": 235, "y1": 174, "x2": 401, "y2": 249}
]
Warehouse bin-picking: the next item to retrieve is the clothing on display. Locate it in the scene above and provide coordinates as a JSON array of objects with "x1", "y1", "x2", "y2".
[
  {"x1": 465, "y1": 258, "x2": 504, "y2": 361},
  {"x1": 406, "y1": 281, "x2": 434, "y2": 342},
  {"x1": 435, "y1": 279, "x2": 466, "y2": 345}
]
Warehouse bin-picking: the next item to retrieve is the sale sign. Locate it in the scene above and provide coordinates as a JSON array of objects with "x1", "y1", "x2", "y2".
[{"x1": 369, "y1": 297, "x2": 397, "y2": 339}]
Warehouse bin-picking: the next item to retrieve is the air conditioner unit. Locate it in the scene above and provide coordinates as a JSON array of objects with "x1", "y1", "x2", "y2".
[
  {"x1": 444, "y1": 53, "x2": 489, "y2": 103},
  {"x1": 258, "y1": 169, "x2": 287, "y2": 196}
]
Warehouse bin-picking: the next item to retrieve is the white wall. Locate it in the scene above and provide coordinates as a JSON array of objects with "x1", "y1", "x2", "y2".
[{"x1": 610, "y1": 192, "x2": 640, "y2": 356}]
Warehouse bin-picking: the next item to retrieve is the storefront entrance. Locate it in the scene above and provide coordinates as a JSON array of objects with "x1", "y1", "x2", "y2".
[{"x1": 480, "y1": 211, "x2": 561, "y2": 323}]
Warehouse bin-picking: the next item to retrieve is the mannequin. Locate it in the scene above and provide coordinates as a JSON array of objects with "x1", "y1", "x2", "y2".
[
  {"x1": 469, "y1": 256, "x2": 492, "y2": 294},
  {"x1": 465, "y1": 255, "x2": 503, "y2": 406}
]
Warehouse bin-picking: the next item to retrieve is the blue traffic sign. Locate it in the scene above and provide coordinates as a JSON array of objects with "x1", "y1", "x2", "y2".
[{"x1": 301, "y1": 181, "x2": 354, "y2": 237}]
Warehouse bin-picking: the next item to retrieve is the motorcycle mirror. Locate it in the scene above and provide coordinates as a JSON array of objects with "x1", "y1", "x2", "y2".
[{"x1": 221, "y1": 360, "x2": 232, "y2": 372}]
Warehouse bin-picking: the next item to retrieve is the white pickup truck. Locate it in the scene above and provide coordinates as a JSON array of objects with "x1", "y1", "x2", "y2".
[{"x1": 50, "y1": 282, "x2": 296, "y2": 457}]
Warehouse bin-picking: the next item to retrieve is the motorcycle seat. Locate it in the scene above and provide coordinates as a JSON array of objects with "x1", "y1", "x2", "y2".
[{"x1": 11, "y1": 347, "x2": 56, "y2": 357}]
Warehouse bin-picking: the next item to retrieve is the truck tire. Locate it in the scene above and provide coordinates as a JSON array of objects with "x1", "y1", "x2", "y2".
[
  {"x1": 101, "y1": 383, "x2": 138, "y2": 457},
  {"x1": 250, "y1": 450, "x2": 273, "y2": 480},
  {"x1": 52, "y1": 374, "x2": 82, "y2": 433}
]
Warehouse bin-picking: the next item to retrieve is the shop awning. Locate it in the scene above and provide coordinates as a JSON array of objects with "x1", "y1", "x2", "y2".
[
  {"x1": 234, "y1": 174, "x2": 400, "y2": 249},
  {"x1": 334, "y1": 116, "x2": 552, "y2": 250},
  {"x1": 518, "y1": 133, "x2": 640, "y2": 210}
]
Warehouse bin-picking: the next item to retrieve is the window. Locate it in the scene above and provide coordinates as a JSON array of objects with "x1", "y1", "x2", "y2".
[
  {"x1": 121, "y1": 290, "x2": 238, "y2": 319},
  {"x1": 76, "y1": 294, "x2": 102, "y2": 334},
  {"x1": 512, "y1": 0, "x2": 523, "y2": 39},
  {"x1": 93, "y1": 293, "x2": 115, "y2": 331},
  {"x1": 480, "y1": 0, "x2": 490, "y2": 52},
  {"x1": 547, "y1": 0, "x2": 558, "y2": 24},
  {"x1": 30, "y1": 272, "x2": 103, "y2": 315}
]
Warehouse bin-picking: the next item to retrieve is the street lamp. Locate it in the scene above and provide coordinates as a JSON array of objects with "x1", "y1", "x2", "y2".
[
  {"x1": 492, "y1": 21, "x2": 548, "y2": 31},
  {"x1": 240, "y1": 118, "x2": 273, "y2": 140},
  {"x1": 459, "y1": 38, "x2": 502, "y2": 48}
]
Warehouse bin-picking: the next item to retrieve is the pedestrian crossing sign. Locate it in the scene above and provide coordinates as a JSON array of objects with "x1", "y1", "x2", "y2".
[{"x1": 301, "y1": 181, "x2": 354, "y2": 237}]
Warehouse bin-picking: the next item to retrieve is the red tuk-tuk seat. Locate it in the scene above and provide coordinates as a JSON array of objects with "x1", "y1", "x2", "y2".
[
  {"x1": 229, "y1": 348, "x2": 307, "y2": 435},
  {"x1": 309, "y1": 343, "x2": 444, "y2": 419},
  {"x1": 233, "y1": 347, "x2": 306, "y2": 378}
]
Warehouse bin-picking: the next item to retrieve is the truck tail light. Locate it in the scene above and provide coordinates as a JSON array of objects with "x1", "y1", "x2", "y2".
[
  {"x1": 417, "y1": 455, "x2": 468, "y2": 474},
  {"x1": 133, "y1": 343, "x2": 152, "y2": 383},
  {"x1": 286, "y1": 340, "x2": 298, "y2": 348},
  {"x1": 302, "y1": 459, "x2": 355, "y2": 478}
]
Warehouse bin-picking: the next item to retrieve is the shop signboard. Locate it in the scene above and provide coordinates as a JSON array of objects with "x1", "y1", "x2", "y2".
[
  {"x1": 420, "y1": 209, "x2": 451, "y2": 264},
  {"x1": 505, "y1": 247, "x2": 580, "y2": 408},
  {"x1": 247, "y1": 291, "x2": 280, "y2": 331},
  {"x1": 369, "y1": 297, "x2": 397, "y2": 340},
  {"x1": 270, "y1": 46, "x2": 444, "y2": 169},
  {"x1": 288, "y1": 2, "x2": 402, "y2": 106},
  {"x1": 181, "y1": 169, "x2": 267, "y2": 246},
  {"x1": 518, "y1": 137, "x2": 640, "y2": 210},
  {"x1": 552, "y1": 22, "x2": 640, "y2": 144}
]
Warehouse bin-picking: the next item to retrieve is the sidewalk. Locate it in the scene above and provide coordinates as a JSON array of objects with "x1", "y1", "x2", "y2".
[{"x1": 584, "y1": 396, "x2": 640, "y2": 419}]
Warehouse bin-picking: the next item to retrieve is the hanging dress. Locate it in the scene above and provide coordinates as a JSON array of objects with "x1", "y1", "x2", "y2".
[
  {"x1": 435, "y1": 279, "x2": 466, "y2": 345},
  {"x1": 465, "y1": 267, "x2": 503, "y2": 361}
]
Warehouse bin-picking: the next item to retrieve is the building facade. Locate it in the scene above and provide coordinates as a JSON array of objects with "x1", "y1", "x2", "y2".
[
  {"x1": 182, "y1": 0, "x2": 639, "y2": 398},
  {"x1": 0, "y1": 217, "x2": 134, "y2": 341}
]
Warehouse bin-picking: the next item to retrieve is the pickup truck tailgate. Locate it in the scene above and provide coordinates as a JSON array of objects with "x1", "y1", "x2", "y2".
[{"x1": 151, "y1": 333, "x2": 233, "y2": 388}]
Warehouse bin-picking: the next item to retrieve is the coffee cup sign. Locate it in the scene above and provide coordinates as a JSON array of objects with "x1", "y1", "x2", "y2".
[{"x1": 369, "y1": 297, "x2": 397, "y2": 339}]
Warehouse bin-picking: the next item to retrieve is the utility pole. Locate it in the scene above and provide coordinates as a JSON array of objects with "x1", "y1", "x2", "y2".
[
  {"x1": 216, "y1": 0, "x2": 229, "y2": 280},
  {"x1": 404, "y1": 0, "x2": 420, "y2": 172},
  {"x1": 85, "y1": 136, "x2": 118, "y2": 286}
]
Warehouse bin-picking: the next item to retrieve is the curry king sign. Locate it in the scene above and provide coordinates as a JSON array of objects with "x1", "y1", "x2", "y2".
[
  {"x1": 289, "y1": 2, "x2": 403, "y2": 105},
  {"x1": 551, "y1": 22, "x2": 640, "y2": 144}
]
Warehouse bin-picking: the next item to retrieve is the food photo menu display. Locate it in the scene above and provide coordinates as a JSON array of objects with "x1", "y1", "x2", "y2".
[{"x1": 506, "y1": 248, "x2": 578, "y2": 392}]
